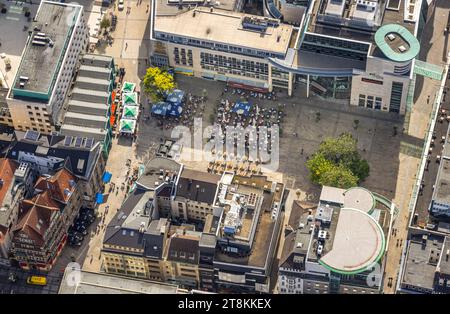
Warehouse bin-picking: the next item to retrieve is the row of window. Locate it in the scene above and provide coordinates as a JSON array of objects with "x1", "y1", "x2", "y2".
[
  {"x1": 358, "y1": 94, "x2": 383, "y2": 110},
  {"x1": 156, "y1": 33, "x2": 281, "y2": 59},
  {"x1": 200, "y1": 52, "x2": 268, "y2": 74},
  {"x1": 174, "y1": 47, "x2": 193, "y2": 67}
]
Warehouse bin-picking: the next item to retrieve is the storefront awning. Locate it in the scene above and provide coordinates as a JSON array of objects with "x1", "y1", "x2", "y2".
[
  {"x1": 95, "y1": 193, "x2": 104, "y2": 204},
  {"x1": 102, "y1": 172, "x2": 112, "y2": 183}
]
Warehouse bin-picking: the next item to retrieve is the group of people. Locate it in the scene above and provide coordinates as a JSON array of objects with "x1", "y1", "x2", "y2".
[{"x1": 152, "y1": 93, "x2": 206, "y2": 130}]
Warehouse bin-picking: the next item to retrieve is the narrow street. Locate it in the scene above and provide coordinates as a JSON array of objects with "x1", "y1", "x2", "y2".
[{"x1": 382, "y1": 0, "x2": 450, "y2": 293}]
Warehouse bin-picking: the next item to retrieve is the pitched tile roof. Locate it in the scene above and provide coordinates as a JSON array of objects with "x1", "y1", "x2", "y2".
[
  {"x1": 12, "y1": 191, "x2": 62, "y2": 246},
  {"x1": 34, "y1": 168, "x2": 77, "y2": 203}
]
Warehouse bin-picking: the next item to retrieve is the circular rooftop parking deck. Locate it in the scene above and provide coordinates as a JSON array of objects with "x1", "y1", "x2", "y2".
[
  {"x1": 343, "y1": 187, "x2": 375, "y2": 214},
  {"x1": 374, "y1": 24, "x2": 420, "y2": 63},
  {"x1": 319, "y1": 208, "x2": 385, "y2": 275}
]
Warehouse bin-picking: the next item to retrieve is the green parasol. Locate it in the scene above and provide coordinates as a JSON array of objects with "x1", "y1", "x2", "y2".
[
  {"x1": 121, "y1": 82, "x2": 136, "y2": 93},
  {"x1": 122, "y1": 105, "x2": 138, "y2": 119},
  {"x1": 122, "y1": 92, "x2": 138, "y2": 106},
  {"x1": 120, "y1": 119, "x2": 136, "y2": 133}
]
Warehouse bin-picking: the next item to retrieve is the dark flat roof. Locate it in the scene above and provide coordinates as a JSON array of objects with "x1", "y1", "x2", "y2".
[{"x1": 176, "y1": 169, "x2": 220, "y2": 204}]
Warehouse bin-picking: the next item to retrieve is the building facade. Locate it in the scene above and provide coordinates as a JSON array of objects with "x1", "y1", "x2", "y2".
[
  {"x1": 0, "y1": 160, "x2": 34, "y2": 259},
  {"x1": 10, "y1": 168, "x2": 81, "y2": 271},
  {"x1": 7, "y1": 130, "x2": 106, "y2": 209},
  {"x1": 60, "y1": 54, "x2": 116, "y2": 158},
  {"x1": 171, "y1": 168, "x2": 220, "y2": 222},
  {"x1": 101, "y1": 158, "x2": 285, "y2": 293},
  {"x1": 150, "y1": 0, "x2": 427, "y2": 114}
]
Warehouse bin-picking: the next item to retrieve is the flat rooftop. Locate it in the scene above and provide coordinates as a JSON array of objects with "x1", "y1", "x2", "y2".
[
  {"x1": 0, "y1": 3, "x2": 37, "y2": 88},
  {"x1": 306, "y1": 186, "x2": 391, "y2": 273},
  {"x1": 154, "y1": 7, "x2": 293, "y2": 55},
  {"x1": 343, "y1": 187, "x2": 375, "y2": 214},
  {"x1": 214, "y1": 208, "x2": 276, "y2": 268},
  {"x1": 438, "y1": 237, "x2": 450, "y2": 275},
  {"x1": 59, "y1": 270, "x2": 179, "y2": 294},
  {"x1": 214, "y1": 174, "x2": 284, "y2": 268},
  {"x1": 319, "y1": 208, "x2": 385, "y2": 274},
  {"x1": 432, "y1": 158, "x2": 450, "y2": 205},
  {"x1": 401, "y1": 234, "x2": 444, "y2": 291},
  {"x1": 11, "y1": 1, "x2": 82, "y2": 99},
  {"x1": 319, "y1": 186, "x2": 375, "y2": 213}
]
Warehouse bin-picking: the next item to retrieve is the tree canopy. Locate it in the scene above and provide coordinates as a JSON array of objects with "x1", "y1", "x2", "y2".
[
  {"x1": 306, "y1": 133, "x2": 370, "y2": 189},
  {"x1": 100, "y1": 16, "x2": 111, "y2": 30},
  {"x1": 142, "y1": 67, "x2": 176, "y2": 102}
]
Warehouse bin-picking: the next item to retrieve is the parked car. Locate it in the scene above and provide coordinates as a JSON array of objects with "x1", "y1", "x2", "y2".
[
  {"x1": 118, "y1": 0, "x2": 124, "y2": 10},
  {"x1": 68, "y1": 240, "x2": 82, "y2": 247},
  {"x1": 69, "y1": 232, "x2": 84, "y2": 242},
  {"x1": 73, "y1": 224, "x2": 88, "y2": 235}
]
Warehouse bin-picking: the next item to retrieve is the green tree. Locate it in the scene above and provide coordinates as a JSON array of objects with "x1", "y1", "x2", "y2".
[
  {"x1": 306, "y1": 154, "x2": 359, "y2": 189},
  {"x1": 318, "y1": 165, "x2": 358, "y2": 189},
  {"x1": 306, "y1": 153, "x2": 335, "y2": 184},
  {"x1": 349, "y1": 158, "x2": 370, "y2": 181},
  {"x1": 143, "y1": 67, "x2": 176, "y2": 102},
  {"x1": 100, "y1": 16, "x2": 111, "y2": 30},
  {"x1": 306, "y1": 133, "x2": 370, "y2": 188},
  {"x1": 317, "y1": 133, "x2": 359, "y2": 165}
]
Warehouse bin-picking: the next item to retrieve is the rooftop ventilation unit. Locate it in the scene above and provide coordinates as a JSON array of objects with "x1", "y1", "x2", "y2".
[
  {"x1": 387, "y1": 33, "x2": 396, "y2": 41},
  {"x1": 33, "y1": 35, "x2": 47, "y2": 42}
]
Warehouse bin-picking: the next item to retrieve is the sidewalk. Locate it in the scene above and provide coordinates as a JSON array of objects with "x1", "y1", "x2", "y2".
[{"x1": 382, "y1": 0, "x2": 450, "y2": 293}]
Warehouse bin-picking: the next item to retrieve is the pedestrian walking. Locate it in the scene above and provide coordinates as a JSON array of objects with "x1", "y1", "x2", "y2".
[{"x1": 300, "y1": 148, "x2": 303, "y2": 155}]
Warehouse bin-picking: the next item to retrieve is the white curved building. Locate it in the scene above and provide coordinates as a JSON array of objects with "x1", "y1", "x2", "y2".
[{"x1": 278, "y1": 185, "x2": 396, "y2": 294}]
